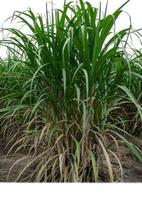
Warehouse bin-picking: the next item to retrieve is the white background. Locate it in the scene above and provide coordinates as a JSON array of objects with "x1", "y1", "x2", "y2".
[{"x1": 0, "y1": 183, "x2": 142, "y2": 200}]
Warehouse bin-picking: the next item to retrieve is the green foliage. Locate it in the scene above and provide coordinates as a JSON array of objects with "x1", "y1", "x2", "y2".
[{"x1": 0, "y1": 0, "x2": 142, "y2": 182}]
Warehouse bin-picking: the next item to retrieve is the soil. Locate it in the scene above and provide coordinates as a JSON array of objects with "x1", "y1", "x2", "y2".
[
  {"x1": 119, "y1": 146, "x2": 142, "y2": 182},
  {"x1": 0, "y1": 139, "x2": 34, "y2": 182},
  {"x1": 0, "y1": 138, "x2": 142, "y2": 182}
]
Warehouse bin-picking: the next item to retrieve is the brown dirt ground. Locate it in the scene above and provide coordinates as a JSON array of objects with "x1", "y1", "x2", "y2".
[
  {"x1": 0, "y1": 138, "x2": 142, "y2": 182},
  {"x1": 0, "y1": 139, "x2": 34, "y2": 182}
]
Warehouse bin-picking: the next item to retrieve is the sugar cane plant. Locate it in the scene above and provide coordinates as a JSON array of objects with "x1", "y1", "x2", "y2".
[{"x1": 0, "y1": 0, "x2": 142, "y2": 182}]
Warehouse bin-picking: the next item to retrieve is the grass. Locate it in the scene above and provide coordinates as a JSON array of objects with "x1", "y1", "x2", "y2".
[{"x1": 0, "y1": 0, "x2": 142, "y2": 182}]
